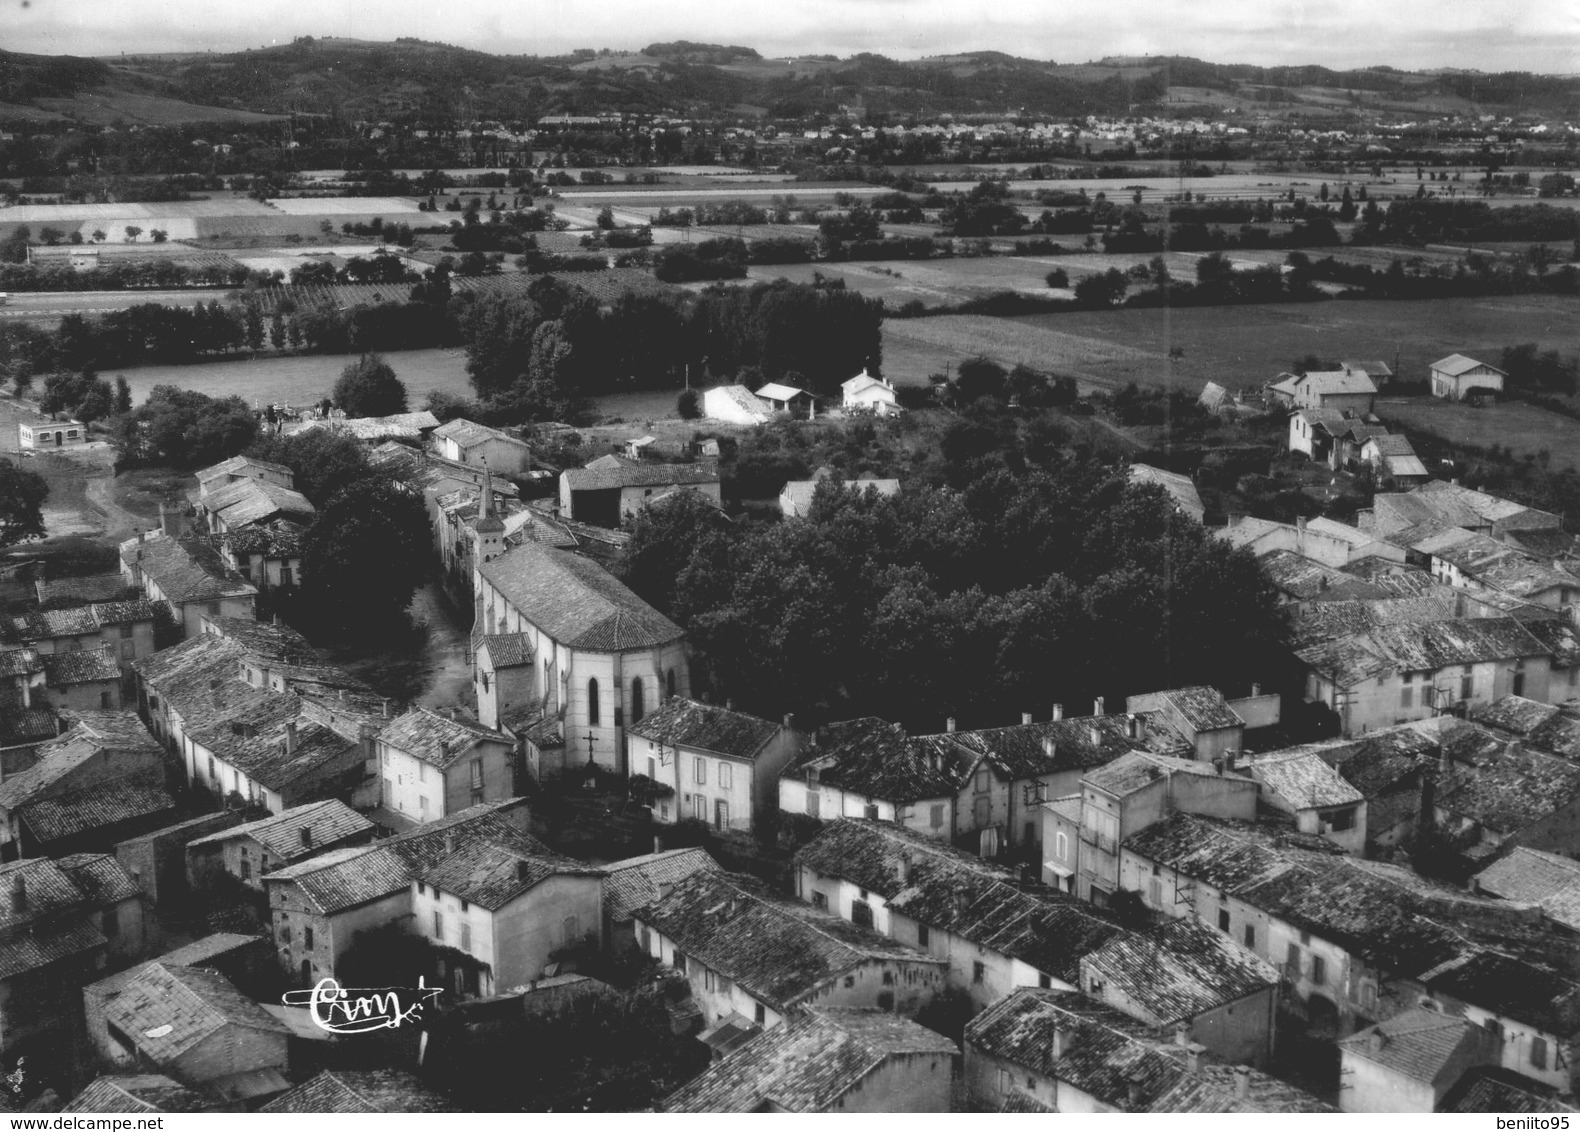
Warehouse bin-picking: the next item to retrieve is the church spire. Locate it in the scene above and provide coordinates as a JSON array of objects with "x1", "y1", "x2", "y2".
[{"x1": 475, "y1": 458, "x2": 504, "y2": 537}]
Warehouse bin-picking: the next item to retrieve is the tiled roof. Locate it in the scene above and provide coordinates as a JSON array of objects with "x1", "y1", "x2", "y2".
[
  {"x1": 563, "y1": 459, "x2": 719, "y2": 492},
  {"x1": 187, "y1": 799, "x2": 375, "y2": 864},
  {"x1": 1080, "y1": 916, "x2": 1278, "y2": 1025},
  {"x1": 103, "y1": 962, "x2": 287, "y2": 1063},
  {"x1": 1473, "y1": 848, "x2": 1580, "y2": 932},
  {"x1": 0, "y1": 706, "x2": 57, "y2": 745},
  {"x1": 119, "y1": 533, "x2": 257, "y2": 604},
  {"x1": 56, "y1": 853, "x2": 144, "y2": 906},
  {"x1": 785, "y1": 718, "x2": 959, "y2": 803},
  {"x1": 40, "y1": 647, "x2": 120, "y2": 686},
  {"x1": 601, "y1": 847, "x2": 721, "y2": 922},
  {"x1": 479, "y1": 540, "x2": 683, "y2": 651},
  {"x1": 187, "y1": 704, "x2": 359, "y2": 792},
  {"x1": 260, "y1": 1070, "x2": 458, "y2": 1113},
  {"x1": 1437, "y1": 737, "x2": 1580, "y2": 835},
  {"x1": 1084, "y1": 752, "x2": 1218, "y2": 798},
  {"x1": 0, "y1": 725, "x2": 159, "y2": 810},
  {"x1": 628, "y1": 698, "x2": 783, "y2": 761},
  {"x1": 1257, "y1": 550, "x2": 1390, "y2": 602},
  {"x1": 286, "y1": 411, "x2": 440, "y2": 443},
  {"x1": 263, "y1": 802, "x2": 541, "y2": 914},
  {"x1": 1442, "y1": 1067, "x2": 1579, "y2": 1114},
  {"x1": 795, "y1": 820, "x2": 1124, "y2": 982},
  {"x1": 0, "y1": 647, "x2": 43, "y2": 677},
  {"x1": 433, "y1": 418, "x2": 525, "y2": 449},
  {"x1": 36, "y1": 574, "x2": 138, "y2": 606},
  {"x1": 1431, "y1": 354, "x2": 1503, "y2": 378},
  {"x1": 704, "y1": 384, "x2": 774, "y2": 421},
  {"x1": 1129, "y1": 465, "x2": 1204, "y2": 518},
  {"x1": 1338, "y1": 1008, "x2": 1487, "y2": 1085},
  {"x1": 417, "y1": 839, "x2": 601, "y2": 911},
  {"x1": 1421, "y1": 948, "x2": 1580, "y2": 1037},
  {"x1": 9, "y1": 606, "x2": 97, "y2": 640},
  {"x1": 221, "y1": 518, "x2": 305, "y2": 558},
  {"x1": 0, "y1": 917, "x2": 105, "y2": 980},
  {"x1": 965, "y1": 989, "x2": 1330, "y2": 1112},
  {"x1": 64, "y1": 1075, "x2": 212, "y2": 1114},
  {"x1": 1248, "y1": 750, "x2": 1365, "y2": 809},
  {"x1": 85, "y1": 934, "x2": 268, "y2": 1005},
  {"x1": 660, "y1": 1008, "x2": 957, "y2": 1113},
  {"x1": 201, "y1": 479, "x2": 315, "y2": 530},
  {"x1": 378, "y1": 706, "x2": 508, "y2": 769},
  {"x1": 635, "y1": 871, "x2": 942, "y2": 1012},
  {"x1": 19, "y1": 778, "x2": 177, "y2": 843},
  {"x1": 197, "y1": 456, "x2": 293, "y2": 484},
  {"x1": 1296, "y1": 369, "x2": 1378, "y2": 397},
  {"x1": 479, "y1": 632, "x2": 533, "y2": 668}
]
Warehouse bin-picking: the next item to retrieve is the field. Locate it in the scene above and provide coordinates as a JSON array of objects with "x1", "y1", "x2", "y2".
[
  {"x1": 1375, "y1": 399, "x2": 1580, "y2": 472},
  {"x1": 110, "y1": 348, "x2": 476, "y2": 410},
  {"x1": 882, "y1": 315, "x2": 1159, "y2": 391}
]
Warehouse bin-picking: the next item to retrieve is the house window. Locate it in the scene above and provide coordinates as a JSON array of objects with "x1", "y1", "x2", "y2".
[
  {"x1": 119, "y1": 623, "x2": 134, "y2": 639},
  {"x1": 480, "y1": 672, "x2": 490, "y2": 693},
  {"x1": 864, "y1": 803, "x2": 879, "y2": 820},
  {"x1": 917, "y1": 923, "x2": 929, "y2": 947},
  {"x1": 754, "y1": 1003, "x2": 765, "y2": 1025},
  {"x1": 1056, "y1": 832, "x2": 1068, "y2": 861},
  {"x1": 631, "y1": 677, "x2": 645, "y2": 724},
  {"x1": 695, "y1": 758, "x2": 706, "y2": 785},
  {"x1": 461, "y1": 923, "x2": 471, "y2": 951},
  {"x1": 1326, "y1": 808, "x2": 1356, "y2": 832},
  {"x1": 692, "y1": 795, "x2": 706, "y2": 822},
  {"x1": 852, "y1": 901, "x2": 874, "y2": 929},
  {"x1": 1149, "y1": 877, "x2": 1162, "y2": 907},
  {"x1": 240, "y1": 860, "x2": 251, "y2": 881},
  {"x1": 974, "y1": 769, "x2": 989, "y2": 794},
  {"x1": 1400, "y1": 682, "x2": 1413, "y2": 709},
  {"x1": 666, "y1": 668, "x2": 676, "y2": 698},
  {"x1": 1244, "y1": 924, "x2": 1256, "y2": 949},
  {"x1": 1311, "y1": 955, "x2": 1327, "y2": 985},
  {"x1": 587, "y1": 678, "x2": 600, "y2": 726},
  {"x1": 1038, "y1": 973, "x2": 1052, "y2": 989},
  {"x1": 673, "y1": 950, "x2": 686, "y2": 971},
  {"x1": 208, "y1": 756, "x2": 216, "y2": 779},
  {"x1": 1461, "y1": 665, "x2": 1475, "y2": 700},
  {"x1": 417, "y1": 883, "x2": 425, "y2": 896},
  {"x1": 434, "y1": 911, "x2": 444, "y2": 939},
  {"x1": 1513, "y1": 659, "x2": 1526, "y2": 698},
  {"x1": 930, "y1": 804, "x2": 945, "y2": 829},
  {"x1": 714, "y1": 800, "x2": 729, "y2": 830},
  {"x1": 103, "y1": 908, "x2": 118, "y2": 937},
  {"x1": 304, "y1": 927, "x2": 314, "y2": 950},
  {"x1": 1218, "y1": 909, "x2": 1231, "y2": 932},
  {"x1": 811, "y1": 891, "x2": 828, "y2": 910},
  {"x1": 1287, "y1": 943, "x2": 1301, "y2": 976},
  {"x1": 973, "y1": 961, "x2": 986, "y2": 984},
  {"x1": 1532, "y1": 1036, "x2": 1548, "y2": 1071},
  {"x1": 470, "y1": 759, "x2": 484, "y2": 790},
  {"x1": 718, "y1": 762, "x2": 732, "y2": 790},
  {"x1": 100, "y1": 691, "x2": 113, "y2": 709}
]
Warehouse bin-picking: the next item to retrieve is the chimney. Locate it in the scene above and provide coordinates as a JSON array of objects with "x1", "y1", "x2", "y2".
[
  {"x1": 11, "y1": 875, "x2": 24, "y2": 913},
  {"x1": 946, "y1": 717, "x2": 956, "y2": 733},
  {"x1": 783, "y1": 713, "x2": 795, "y2": 730},
  {"x1": 1126, "y1": 1074, "x2": 1144, "y2": 1110},
  {"x1": 359, "y1": 722, "x2": 377, "y2": 765},
  {"x1": 1042, "y1": 735, "x2": 1056, "y2": 760},
  {"x1": 726, "y1": 698, "x2": 734, "y2": 711},
  {"x1": 896, "y1": 851, "x2": 913, "y2": 885},
  {"x1": 1175, "y1": 1022, "x2": 1190, "y2": 1047},
  {"x1": 1296, "y1": 515, "x2": 1307, "y2": 533},
  {"x1": 1093, "y1": 697, "x2": 1105, "y2": 717},
  {"x1": 382, "y1": 699, "x2": 392, "y2": 719},
  {"x1": 1251, "y1": 683, "x2": 1261, "y2": 697},
  {"x1": 1233, "y1": 1065, "x2": 1251, "y2": 1100},
  {"x1": 449, "y1": 707, "x2": 460, "y2": 721},
  {"x1": 284, "y1": 720, "x2": 297, "y2": 755},
  {"x1": 1184, "y1": 1043, "x2": 1204, "y2": 1075},
  {"x1": 1051, "y1": 1023, "x2": 1067, "y2": 1060},
  {"x1": 1089, "y1": 726, "x2": 1102, "y2": 747},
  {"x1": 1021, "y1": 711, "x2": 1034, "y2": 725},
  {"x1": 1368, "y1": 1029, "x2": 1387, "y2": 1054},
  {"x1": 517, "y1": 860, "x2": 532, "y2": 884},
  {"x1": 1051, "y1": 704, "x2": 1063, "y2": 722},
  {"x1": 444, "y1": 833, "x2": 457, "y2": 855}
]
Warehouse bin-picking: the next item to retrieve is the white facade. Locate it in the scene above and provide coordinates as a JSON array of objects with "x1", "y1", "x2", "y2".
[{"x1": 19, "y1": 420, "x2": 85, "y2": 449}]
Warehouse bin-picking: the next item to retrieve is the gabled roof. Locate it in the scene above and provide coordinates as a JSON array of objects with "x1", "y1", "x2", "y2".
[
  {"x1": 1128, "y1": 686, "x2": 1244, "y2": 732},
  {"x1": 1084, "y1": 751, "x2": 1220, "y2": 798},
  {"x1": 64, "y1": 1075, "x2": 213, "y2": 1114},
  {"x1": 187, "y1": 799, "x2": 374, "y2": 864},
  {"x1": 18, "y1": 778, "x2": 177, "y2": 844},
  {"x1": 784, "y1": 717, "x2": 957, "y2": 802},
  {"x1": 119, "y1": 533, "x2": 257, "y2": 604},
  {"x1": 633, "y1": 871, "x2": 942, "y2": 1013},
  {"x1": 1129, "y1": 465, "x2": 1204, "y2": 519},
  {"x1": 479, "y1": 632, "x2": 533, "y2": 669},
  {"x1": 260, "y1": 1070, "x2": 458, "y2": 1113},
  {"x1": 965, "y1": 989, "x2": 1330, "y2": 1112},
  {"x1": 478, "y1": 540, "x2": 684, "y2": 651},
  {"x1": 263, "y1": 802, "x2": 541, "y2": 914},
  {"x1": 794, "y1": 820, "x2": 1124, "y2": 982},
  {"x1": 1474, "y1": 847, "x2": 1580, "y2": 931},
  {"x1": 1247, "y1": 750, "x2": 1365, "y2": 810},
  {"x1": 8, "y1": 606, "x2": 96, "y2": 640},
  {"x1": 0, "y1": 647, "x2": 42, "y2": 678},
  {"x1": 1436, "y1": 739, "x2": 1580, "y2": 836},
  {"x1": 660, "y1": 1008, "x2": 957, "y2": 1113},
  {"x1": 779, "y1": 477, "x2": 899, "y2": 517},
  {"x1": 704, "y1": 384, "x2": 774, "y2": 421},
  {"x1": 1442, "y1": 1067, "x2": 1579, "y2": 1114},
  {"x1": 1258, "y1": 550, "x2": 1391, "y2": 602},
  {"x1": 601, "y1": 847, "x2": 721, "y2": 923},
  {"x1": 755, "y1": 382, "x2": 811, "y2": 402},
  {"x1": 628, "y1": 698, "x2": 783, "y2": 761},
  {"x1": 1296, "y1": 369, "x2": 1378, "y2": 397},
  {"x1": 197, "y1": 456, "x2": 292, "y2": 485},
  {"x1": 1431, "y1": 354, "x2": 1505, "y2": 378},
  {"x1": 0, "y1": 722, "x2": 161, "y2": 811},
  {"x1": 378, "y1": 707, "x2": 508, "y2": 769},
  {"x1": 563, "y1": 459, "x2": 719, "y2": 492},
  {"x1": 1082, "y1": 916, "x2": 1278, "y2": 1025},
  {"x1": 433, "y1": 418, "x2": 526, "y2": 450},
  {"x1": 1339, "y1": 1008, "x2": 1488, "y2": 1085},
  {"x1": 40, "y1": 647, "x2": 120, "y2": 686},
  {"x1": 187, "y1": 705, "x2": 358, "y2": 792},
  {"x1": 35, "y1": 574, "x2": 138, "y2": 606},
  {"x1": 201, "y1": 479, "x2": 315, "y2": 529},
  {"x1": 842, "y1": 373, "x2": 892, "y2": 396},
  {"x1": 416, "y1": 839, "x2": 602, "y2": 911},
  {"x1": 102, "y1": 963, "x2": 287, "y2": 1064}
]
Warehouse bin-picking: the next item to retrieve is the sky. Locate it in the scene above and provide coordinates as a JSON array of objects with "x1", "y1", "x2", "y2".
[{"x1": 7, "y1": 0, "x2": 1579, "y2": 73}]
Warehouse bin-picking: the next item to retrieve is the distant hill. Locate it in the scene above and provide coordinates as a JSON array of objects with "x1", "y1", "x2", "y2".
[{"x1": 0, "y1": 39, "x2": 1574, "y2": 127}]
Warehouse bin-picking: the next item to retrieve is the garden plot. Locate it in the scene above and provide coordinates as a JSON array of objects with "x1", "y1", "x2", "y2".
[{"x1": 266, "y1": 196, "x2": 424, "y2": 216}]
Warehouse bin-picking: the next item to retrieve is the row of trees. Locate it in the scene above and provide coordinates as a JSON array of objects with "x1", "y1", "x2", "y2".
[{"x1": 616, "y1": 434, "x2": 1287, "y2": 729}]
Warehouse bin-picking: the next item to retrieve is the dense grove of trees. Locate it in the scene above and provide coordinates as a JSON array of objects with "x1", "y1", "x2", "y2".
[
  {"x1": 0, "y1": 458, "x2": 48, "y2": 549},
  {"x1": 457, "y1": 276, "x2": 882, "y2": 422},
  {"x1": 617, "y1": 433, "x2": 1287, "y2": 730},
  {"x1": 109, "y1": 385, "x2": 258, "y2": 470}
]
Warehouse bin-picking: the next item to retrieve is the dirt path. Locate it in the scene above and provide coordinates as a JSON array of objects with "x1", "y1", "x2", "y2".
[{"x1": 82, "y1": 459, "x2": 147, "y2": 543}]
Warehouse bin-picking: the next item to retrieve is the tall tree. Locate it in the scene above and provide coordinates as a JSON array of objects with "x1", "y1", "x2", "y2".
[
  {"x1": 299, "y1": 478, "x2": 431, "y2": 634},
  {"x1": 331, "y1": 353, "x2": 409, "y2": 418},
  {"x1": 0, "y1": 459, "x2": 48, "y2": 548}
]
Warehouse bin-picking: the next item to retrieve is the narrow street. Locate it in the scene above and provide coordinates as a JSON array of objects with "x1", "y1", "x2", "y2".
[{"x1": 411, "y1": 582, "x2": 475, "y2": 711}]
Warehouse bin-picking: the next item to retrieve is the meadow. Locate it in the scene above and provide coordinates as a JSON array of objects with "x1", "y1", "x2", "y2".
[
  {"x1": 1376, "y1": 398, "x2": 1580, "y2": 472},
  {"x1": 110, "y1": 348, "x2": 476, "y2": 410}
]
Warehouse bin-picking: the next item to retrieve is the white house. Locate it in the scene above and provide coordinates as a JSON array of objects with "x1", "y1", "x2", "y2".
[
  {"x1": 19, "y1": 420, "x2": 86, "y2": 450},
  {"x1": 841, "y1": 372, "x2": 899, "y2": 416},
  {"x1": 376, "y1": 707, "x2": 515, "y2": 821},
  {"x1": 1429, "y1": 355, "x2": 1506, "y2": 402},
  {"x1": 431, "y1": 419, "x2": 533, "y2": 473}
]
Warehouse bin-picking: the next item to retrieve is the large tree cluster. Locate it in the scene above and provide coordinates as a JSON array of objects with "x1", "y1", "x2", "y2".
[{"x1": 618, "y1": 441, "x2": 1287, "y2": 731}]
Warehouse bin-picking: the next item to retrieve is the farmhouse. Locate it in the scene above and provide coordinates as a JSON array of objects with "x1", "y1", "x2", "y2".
[
  {"x1": 1430, "y1": 355, "x2": 1506, "y2": 401},
  {"x1": 6, "y1": 600, "x2": 158, "y2": 674},
  {"x1": 558, "y1": 455, "x2": 722, "y2": 527},
  {"x1": 1269, "y1": 369, "x2": 1377, "y2": 415},
  {"x1": 842, "y1": 371, "x2": 900, "y2": 416},
  {"x1": 375, "y1": 706, "x2": 515, "y2": 820},
  {"x1": 199, "y1": 479, "x2": 314, "y2": 537},
  {"x1": 431, "y1": 418, "x2": 532, "y2": 473},
  {"x1": 195, "y1": 456, "x2": 295, "y2": 500},
  {"x1": 18, "y1": 420, "x2": 86, "y2": 449},
  {"x1": 1360, "y1": 434, "x2": 1431, "y2": 486},
  {"x1": 600, "y1": 847, "x2": 721, "y2": 950}
]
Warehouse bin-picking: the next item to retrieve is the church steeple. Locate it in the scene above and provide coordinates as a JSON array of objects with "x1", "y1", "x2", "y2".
[{"x1": 474, "y1": 459, "x2": 504, "y2": 562}]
